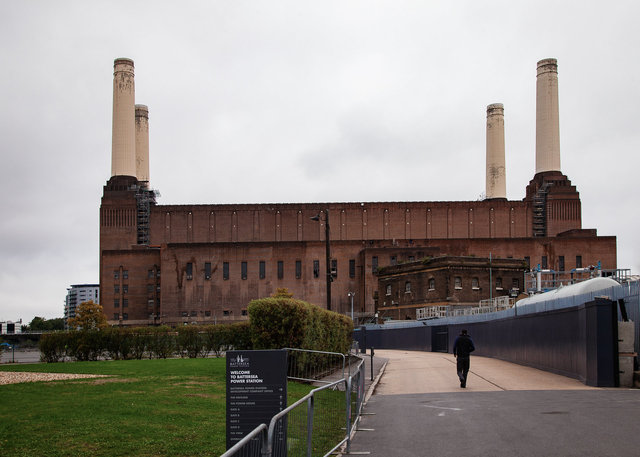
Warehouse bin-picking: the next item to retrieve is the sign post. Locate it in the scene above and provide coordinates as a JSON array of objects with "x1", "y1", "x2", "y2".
[{"x1": 226, "y1": 349, "x2": 288, "y2": 451}]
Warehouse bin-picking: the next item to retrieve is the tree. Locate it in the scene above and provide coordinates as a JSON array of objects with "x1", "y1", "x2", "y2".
[
  {"x1": 271, "y1": 287, "x2": 294, "y2": 299},
  {"x1": 29, "y1": 316, "x2": 64, "y2": 331},
  {"x1": 67, "y1": 300, "x2": 108, "y2": 331}
]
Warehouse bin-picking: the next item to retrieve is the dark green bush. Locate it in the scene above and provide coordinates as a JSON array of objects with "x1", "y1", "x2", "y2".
[
  {"x1": 227, "y1": 321, "x2": 252, "y2": 350},
  {"x1": 203, "y1": 324, "x2": 230, "y2": 357},
  {"x1": 248, "y1": 297, "x2": 353, "y2": 354},
  {"x1": 176, "y1": 326, "x2": 205, "y2": 358},
  {"x1": 39, "y1": 332, "x2": 67, "y2": 363}
]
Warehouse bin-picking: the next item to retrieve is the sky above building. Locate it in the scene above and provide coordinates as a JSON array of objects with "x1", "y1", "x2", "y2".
[{"x1": 1, "y1": 1, "x2": 638, "y2": 323}]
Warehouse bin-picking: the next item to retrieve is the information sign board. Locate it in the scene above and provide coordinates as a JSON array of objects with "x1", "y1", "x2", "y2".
[{"x1": 226, "y1": 349, "x2": 288, "y2": 450}]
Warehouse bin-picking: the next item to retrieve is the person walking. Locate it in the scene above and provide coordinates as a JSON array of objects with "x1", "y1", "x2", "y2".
[{"x1": 453, "y1": 329, "x2": 475, "y2": 388}]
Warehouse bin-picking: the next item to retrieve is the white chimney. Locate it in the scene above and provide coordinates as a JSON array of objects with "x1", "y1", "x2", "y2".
[
  {"x1": 486, "y1": 103, "x2": 506, "y2": 199},
  {"x1": 135, "y1": 104, "x2": 149, "y2": 185},
  {"x1": 535, "y1": 58, "x2": 561, "y2": 174},
  {"x1": 111, "y1": 58, "x2": 136, "y2": 178}
]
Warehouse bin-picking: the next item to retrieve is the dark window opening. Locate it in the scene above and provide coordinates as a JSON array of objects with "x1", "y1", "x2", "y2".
[
  {"x1": 524, "y1": 257, "x2": 530, "y2": 269},
  {"x1": 223, "y1": 262, "x2": 229, "y2": 280},
  {"x1": 541, "y1": 256, "x2": 548, "y2": 269},
  {"x1": 277, "y1": 261, "x2": 284, "y2": 279},
  {"x1": 122, "y1": 270, "x2": 128, "y2": 279},
  {"x1": 295, "y1": 260, "x2": 302, "y2": 279},
  {"x1": 390, "y1": 256, "x2": 397, "y2": 266},
  {"x1": 576, "y1": 255, "x2": 582, "y2": 268},
  {"x1": 241, "y1": 261, "x2": 248, "y2": 280},
  {"x1": 331, "y1": 259, "x2": 337, "y2": 277},
  {"x1": 372, "y1": 256, "x2": 378, "y2": 273},
  {"x1": 558, "y1": 256, "x2": 565, "y2": 272},
  {"x1": 114, "y1": 299, "x2": 120, "y2": 308},
  {"x1": 186, "y1": 262, "x2": 193, "y2": 280},
  {"x1": 259, "y1": 261, "x2": 266, "y2": 279},
  {"x1": 313, "y1": 260, "x2": 320, "y2": 278},
  {"x1": 205, "y1": 262, "x2": 211, "y2": 280},
  {"x1": 349, "y1": 259, "x2": 356, "y2": 278}
]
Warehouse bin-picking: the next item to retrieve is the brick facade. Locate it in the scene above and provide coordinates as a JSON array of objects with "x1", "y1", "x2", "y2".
[{"x1": 99, "y1": 171, "x2": 617, "y2": 326}]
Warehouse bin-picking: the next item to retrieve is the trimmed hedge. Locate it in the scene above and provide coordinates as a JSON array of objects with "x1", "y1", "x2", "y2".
[
  {"x1": 248, "y1": 297, "x2": 353, "y2": 354},
  {"x1": 38, "y1": 323, "x2": 252, "y2": 362}
]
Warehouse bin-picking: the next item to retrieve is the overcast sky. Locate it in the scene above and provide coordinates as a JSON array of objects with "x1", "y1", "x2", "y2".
[{"x1": 1, "y1": 1, "x2": 638, "y2": 323}]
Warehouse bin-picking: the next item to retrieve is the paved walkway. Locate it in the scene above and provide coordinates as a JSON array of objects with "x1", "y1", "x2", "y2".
[{"x1": 347, "y1": 350, "x2": 640, "y2": 457}]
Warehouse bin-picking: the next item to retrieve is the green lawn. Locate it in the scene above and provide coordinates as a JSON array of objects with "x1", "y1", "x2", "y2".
[{"x1": 0, "y1": 358, "x2": 325, "y2": 457}]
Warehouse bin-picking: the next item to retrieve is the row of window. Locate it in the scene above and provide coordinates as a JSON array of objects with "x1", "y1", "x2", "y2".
[
  {"x1": 113, "y1": 310, "x2": 247, "y2": 321},
  {"x1": 186, "y1": 259, "x2": 358, "y2": 281},
  {"x1": 385, "y1": 277, "x2": 520, "y2": 295},
  {"x1": 114, "y1": 269, "x2": 161, "y2": 281}
]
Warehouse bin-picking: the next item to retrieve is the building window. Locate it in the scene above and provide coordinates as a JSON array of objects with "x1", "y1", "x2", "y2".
[
  {"x1": 181, "y1": 311, "x2": 188, "y2": 317},
  {"x1": 496, "y1": 277, "x2": 503, "y2": 290},
  {"x1": 123, "y1": 299, "x2": 128, "y2": 308},
  {"x1": 313, "y1": 260, "x2": 320, "y2": 278},
  {"x1": 277, "y1": 261, "x2": 284, "y2": 279},
  {"x1": 186, "y1": 263, "x2": 193, "y2": 280},
  {"x1": 558, "y1": 256, "x2": 565, "y2": 272},
  {"x1": 472, "y1": 278, "x2": 479, "y2": 290},
  {"x1": 223, "y1": 262, "x2": 229, "y2": 280},
  {"x1": 372, "y1": 256, "x2": 378, "y2": 273},
  {"x1": 331, "y1": 259, "x2": 337, "y2": 277},
  {"x1": 390, "y1": 256, "x2": 397, "y2": 266},
  {"x1": 122, "y1": 313, "x2": 128, "y2": 320},
  {"x1": 241, "y1": 261, "x2": 248, "y2": 280},
  {"x1": 123, "y1": 285, "x2": 128, "y2": 294},
  {"x1": 205, "y1": 310, "x2": 211, "y2": 317},
  {"x1": 123, "y1": 270, "x2": 128, "y2": 279},
  {"x1": 541, "y1": 256, "x2": 548, "y2": 269},
  {"x1": 223, "y1": 310, "x2": 230, "y2": 316},
  {"x1": 349, "y1": 259, "x2": 356, "y2": 278},
  {"x1": 512, "y1": 278, "x2": 520, "y2": 290},
  {"x1": 148, "y1": 269, "x2": 154, "y2": 279},
  {"x1": 385, "y1": 284, "x2": 392, "y2": 296},
  {"x1": 241, "y1": 309, "x2": 248, "y2": 316},
  {"x1": 205, "y1": 262, "x2": 212, "y2": 280},
  {"x1": 405, "y1": 282, "x2": 411, "y2": 293},
  {"x1": 147, "y1": 284, "x2": 154, "y2": 293},
  {"x1": 147, "y1": 299, "x2": 154, "y2": 306},
  {"x1": 114, "y1": 299, "x2": 120, "y2": 308},
  {"x1": 428, "y1": 278, "x2": 435, "y2": 290},
  {"x1": 114, "y1": 285, "x2": 119, "y2": 294},
  {"x1": 524, "y1": 257, "x2": 530, "y2": 269},
  {"x1": 576, "y1": 255, "x2": 582, "y2": 268},
  {"x1": 259, "y1": 261, "x2": 266, "y2": 279},
  {"x1": 114, "y1": 270, "x2": 119, "y2": 280},
  {"x1": 454, "y1": 277, "x2": 462, "y2": 289},
  {"x1": 190, "y1": 310, "x2": 197, "y2": 317},
  {"x1": 408, "y1": 256, "x2": 415, "y2": 262},
  {"x1": 113, "y1": 313, "x2": 119, "y2": 320},
  {"x1": 295, "y1": 260, "x2": 302, "y2": 279},
  {"x1": 156, "y1": 269, "x2": 161, "y2": 278}
]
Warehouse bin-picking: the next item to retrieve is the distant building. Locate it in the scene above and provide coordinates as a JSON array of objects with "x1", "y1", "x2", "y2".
[
  {"x1": 0, "y1": 320, "x2": 22, "y2": 335},
  {"x1": 65, "y1": 284, "x2": 100, "y2": 327},
  {"x1": 375, "y1": 256, "x2": 527, "y2": 320}
]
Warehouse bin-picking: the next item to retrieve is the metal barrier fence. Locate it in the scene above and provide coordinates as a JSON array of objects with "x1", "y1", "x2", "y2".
[{"x1": 222, "y1": 348, "x2": 365, "y2": 457}]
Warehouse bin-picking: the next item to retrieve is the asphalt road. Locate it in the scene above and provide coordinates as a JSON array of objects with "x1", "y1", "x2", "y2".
[{"x1": 348, "y1": 350, "x2": 640, "y2": 457}]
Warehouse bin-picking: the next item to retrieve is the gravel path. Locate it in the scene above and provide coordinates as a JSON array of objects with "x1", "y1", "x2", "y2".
[{"x1": 0, "y1": 372, "x2": 109, "y2": 385}]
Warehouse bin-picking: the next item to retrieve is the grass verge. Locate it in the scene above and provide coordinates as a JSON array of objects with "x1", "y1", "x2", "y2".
[{"x1": 0, "y1": 358, "x2": 342, "y2": 457}]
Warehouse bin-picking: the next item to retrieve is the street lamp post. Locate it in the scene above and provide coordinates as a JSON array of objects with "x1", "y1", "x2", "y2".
[
  {"x1": 348, "y1": 292, "x2": 354, "y2": 322},
  {"x1": 311, "y1": 209, "x2": 331, "y2": 311}
]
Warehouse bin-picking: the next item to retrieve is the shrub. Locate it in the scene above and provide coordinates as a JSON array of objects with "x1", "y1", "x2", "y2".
[
  {"x1": 148, "y1": 326, "x2": 175, "y2": 359},
  {"x1": 176, "y1": 326, "x2": 205, "y2": 358},
  {"x1": 39, "y1": 332, "x2": 67, "y2": 363},
  {"x1": 227, "y1": 321, "x2": 252, "y2": 350},
  {"x1": 203, "y1": 324, "x2": 230, "y2": 357}
]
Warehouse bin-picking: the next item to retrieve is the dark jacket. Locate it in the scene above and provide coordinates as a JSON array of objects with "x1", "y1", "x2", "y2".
[{"x1": 453, "y1": 334, "x2": 475, "y2": 358}]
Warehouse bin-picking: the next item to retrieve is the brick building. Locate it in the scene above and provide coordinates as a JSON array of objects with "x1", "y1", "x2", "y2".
[
  {"x1": 376, "y1": 256, "x2": 527, "y2": 320},
  {"x1": 99, "y1": 58, "x2": 617, "y2": 326}
]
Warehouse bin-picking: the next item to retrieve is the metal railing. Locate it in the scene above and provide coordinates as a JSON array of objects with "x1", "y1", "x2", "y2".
[{"x1": 222, "y1": 348, "x2": 365, "y2": 457}]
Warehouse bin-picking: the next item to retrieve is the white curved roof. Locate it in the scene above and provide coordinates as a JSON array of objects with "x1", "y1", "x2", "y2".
[{"x1": 517, "y1": 277, "x2": 620, "y2": 307}]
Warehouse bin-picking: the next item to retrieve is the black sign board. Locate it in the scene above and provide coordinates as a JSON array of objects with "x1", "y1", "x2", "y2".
[{"x1": 226, "y1": 349, "x2": 288, "y2": 450}]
